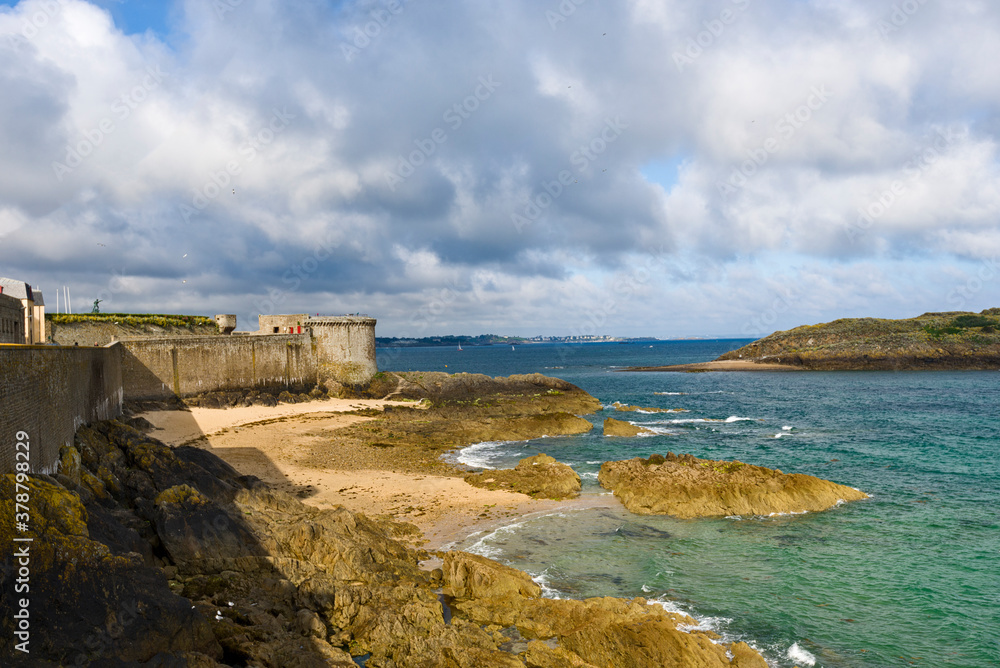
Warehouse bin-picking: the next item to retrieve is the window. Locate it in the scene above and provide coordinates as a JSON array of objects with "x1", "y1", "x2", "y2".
[{"x1": 273, "y1": 327, "x2": 279, "y2": 333}]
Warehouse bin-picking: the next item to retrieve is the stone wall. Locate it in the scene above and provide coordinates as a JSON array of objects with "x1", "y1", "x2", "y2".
[
  {"x1": 0, "y1": 344, "x2": 123, "y2": 474},
  {"x1": 120, "y1": 334, "x2": 317, "y2": 400},
  {"x1": 310, "y1": 317, "x2": 378, "y2": 386},
  {"x1": 0, "y1": 293, "x2": 23, "y2": 344}
]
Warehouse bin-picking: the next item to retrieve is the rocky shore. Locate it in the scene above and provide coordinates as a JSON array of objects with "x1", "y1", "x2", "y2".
[
  {"x1": 599, "y1": 452, "x2": 869, "y2": 518},
  {"x1": 464, "y1": 454, "x2": 582, "y2": 500},
  {"x1": 1, "y1": 418, "x2": 769, "y2": 666}
]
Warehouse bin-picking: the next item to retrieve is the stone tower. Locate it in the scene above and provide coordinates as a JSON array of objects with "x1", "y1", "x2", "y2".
[{"x1": 308, "y1": 316, "x2": 377, "y2": 387}]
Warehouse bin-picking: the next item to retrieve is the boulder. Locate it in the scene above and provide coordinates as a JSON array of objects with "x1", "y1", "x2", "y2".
[
  {"x1": 599, "y1": 453, "x2": 869, "y2": 518},
  {"x1": 465, "y1": 454, "x2": 582, "y2": 500},
  {"x1": 603, "y1": 417, "x2": 654, "y2": 437}
]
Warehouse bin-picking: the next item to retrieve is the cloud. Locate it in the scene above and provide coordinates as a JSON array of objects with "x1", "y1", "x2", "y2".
[{"x1": 0, "y1": 0, "x2": 998, "y2": 337}]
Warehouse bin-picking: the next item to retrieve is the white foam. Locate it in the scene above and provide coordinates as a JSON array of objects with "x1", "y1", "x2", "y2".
[
  {"x1": 782, "y1": 426, "x2": 793, "y2": 431},
  {"x1": 655, "y1": 392, "x2": 686, "y2": 396},
  {"x1": 586, "y1": 460, "x2": 604, "y2": 465},
  {"x1": 580, "y1": 472, "x2": 599, "y2": 479},
  {"x1": 463, "y1": 520, "x2": 527, "y2": 558},
  {"x1": 787, "y1": 643, "x2": 816, "y2": 666},
  {"x1": 724, "y1": 416, "x2": 756, "y2": 423},
  {"x1": 531, "y1": 569, "x2": 564, "y2": 599},
  {"x1": 454, "y1": 441, "x2": 516, "y2": 469},
  {"x1": 641, "y1": 584, "x2": 653, "y2": 593}
]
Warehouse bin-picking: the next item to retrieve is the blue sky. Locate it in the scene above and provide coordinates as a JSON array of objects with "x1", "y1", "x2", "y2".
[{"x1": 0, "y1": 0, "x2": 998, "y2": 337}]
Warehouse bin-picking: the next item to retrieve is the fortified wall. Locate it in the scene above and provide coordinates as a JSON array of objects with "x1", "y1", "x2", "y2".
[
  {"x1": 119, "y1": 333, "x2": 316, "y2": 401},
  {"x1": 0, "y1": 343, "x2": 123, "y2": 474},
  {"x1": 0, "y1": 314, "x2": 378, "y2": 473}
]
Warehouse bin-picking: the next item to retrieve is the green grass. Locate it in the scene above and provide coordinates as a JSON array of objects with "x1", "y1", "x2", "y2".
[{"x1": 48, "y1": 313, "x2": 216, "y2": 329}]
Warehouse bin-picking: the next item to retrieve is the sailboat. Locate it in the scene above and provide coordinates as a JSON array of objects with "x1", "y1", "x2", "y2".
[
  {"x1": 458, "y1": 342, "x2": 463, "y2": 351},
  {"x1": 511, "y1": 345, "x2": 516, "y2": 351}
]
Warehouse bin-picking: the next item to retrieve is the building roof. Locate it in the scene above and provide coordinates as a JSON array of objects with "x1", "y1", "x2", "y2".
[
  {"x1": 0, "y1": 277, "x2": 33, "y2": 301},
  {"x1": 32, "y1": 290, "x2": 44, "y2": 307}
]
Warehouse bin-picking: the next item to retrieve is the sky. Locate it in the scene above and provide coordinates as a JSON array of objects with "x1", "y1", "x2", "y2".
[{"x1": 0, "y1": 0, "x2": 999, "y2": 338}]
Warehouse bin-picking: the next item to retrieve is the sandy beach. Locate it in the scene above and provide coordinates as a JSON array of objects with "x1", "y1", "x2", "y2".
[{"x1": 140, "y1": 399, "x2": 616, "y2": 549}]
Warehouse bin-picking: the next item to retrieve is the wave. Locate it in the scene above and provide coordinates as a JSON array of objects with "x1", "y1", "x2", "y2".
[
  {"x1": 579, "y1": 472, "x2": 599, "y2": 479},
  {"x1": 787, "y1": 642, "x2": 816, "y2": 666},
  {"x1": 654, "y1": 392, "x2": 686, "y2": 396},
  {"x1": 453, "y1": 440, "x2": 518, "y2": 470}
]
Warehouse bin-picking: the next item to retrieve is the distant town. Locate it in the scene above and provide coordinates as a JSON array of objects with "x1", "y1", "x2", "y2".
[{"x1": 374, "y1": 334, "x2": 709, "y2": 347}]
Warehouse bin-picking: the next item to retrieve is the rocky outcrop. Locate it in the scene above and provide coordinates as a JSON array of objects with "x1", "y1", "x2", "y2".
[
  {"x1": 713, "y1": 310, "x2": 1000, "y2": 370},
  {"x1": 330, "y1": 374, "x2": 600, "y2": 473},
  {"x1": 1, "y1": 420, "x2": 771, "y2": 666},
  {"x1": 443, "y1": 552, "x2": 769, "y2": 668},
  {"x1": 603, "y1": 417, "x2": 655, "y2": 437},
  {"x1": 599, "y1": 453, "x2": 869, "y2": 518},
  {"x1": 465, "y1": 454, "x2": 582, "y2": 500}
]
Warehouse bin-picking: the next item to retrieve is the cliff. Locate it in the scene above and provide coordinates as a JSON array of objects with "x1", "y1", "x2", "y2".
[{"x1": 717, "y1": 309, "x2": 1000, "y2": 370}]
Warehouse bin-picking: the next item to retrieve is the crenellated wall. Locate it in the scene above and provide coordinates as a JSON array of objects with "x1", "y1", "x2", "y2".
[{"x1": 0, "y1": 343, "x2": 123, "y2": 474}]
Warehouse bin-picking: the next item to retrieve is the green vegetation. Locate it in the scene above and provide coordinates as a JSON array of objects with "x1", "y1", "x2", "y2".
[
  {"x1": 48, "y1": 313, "x2": 216, "y2": 329},
  {"x1": 717, "y1": 308, "x2": 1000, "y2": 370}
]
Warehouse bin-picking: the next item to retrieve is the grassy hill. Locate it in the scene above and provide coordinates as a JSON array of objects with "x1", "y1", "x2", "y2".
[{"x1": 717, "y1": 309, "x2": 1000, "y2": 370}]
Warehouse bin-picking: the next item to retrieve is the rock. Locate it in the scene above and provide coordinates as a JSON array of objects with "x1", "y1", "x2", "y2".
[
  {"x1": 599, "y1": 453, "x2": 869, "y2": 518},
  {"x1": 297, "y1": 609, "x2": 327, "y2": 638},
  {"x1": 603, "y1": 417, "x2": 654, "y2": 437},
  {"x1": 465, "y1": 454, "x2": 582, "y2": 500},
  {"x1": 59, "y1": 444, "x2": 83, "y2": 486},
  {"x1": 0, "y1": 475, "x2": 223, "y2": 664}
]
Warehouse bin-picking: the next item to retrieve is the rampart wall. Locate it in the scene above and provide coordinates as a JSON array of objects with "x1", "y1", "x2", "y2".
[
  {"x1": 0, "y1": 344, "x2": 123, "y2": 474},
  {"x1": 120, "y1": 334, "x2": 317, "y2": 400}
]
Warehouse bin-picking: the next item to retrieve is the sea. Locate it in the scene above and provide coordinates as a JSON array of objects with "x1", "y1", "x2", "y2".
[{"x1": 376, "y1": 340, "x2": 999, "y2": 668}]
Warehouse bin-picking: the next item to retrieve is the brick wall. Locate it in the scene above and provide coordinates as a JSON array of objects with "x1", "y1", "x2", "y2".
[
  {"x1": 120, "y1": 334, "x2": 317, "y2": 400},
  {"x1": 0, "y1": 344, "x2": 123, "y2": 474}
]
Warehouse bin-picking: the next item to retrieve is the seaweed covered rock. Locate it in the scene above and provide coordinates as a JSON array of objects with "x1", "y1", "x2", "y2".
[
  {"x1": 603, "y1": 417, "x2": 654, "y2": 437},
  {"x1": 464, "y1": 454, "x2": 582, "y2": 500},
  {"x1": 599, "y1": 453, "x2": 869, "y2": 518},
  {"x1": 0, "y1": 475, "x2": 222, "y2": 665},
  {"x1": 1, "y1": 418, "x2": 771, "y2": 667}
]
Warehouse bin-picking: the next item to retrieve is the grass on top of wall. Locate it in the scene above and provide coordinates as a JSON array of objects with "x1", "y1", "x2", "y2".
[{"x1": 48, "y1": 313, "x2": 216, "y2": 329}]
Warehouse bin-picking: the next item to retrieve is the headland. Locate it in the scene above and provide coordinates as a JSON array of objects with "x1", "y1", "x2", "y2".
[{"x1": 627, "y1": 308, "x2": 1000, "y2": 372}]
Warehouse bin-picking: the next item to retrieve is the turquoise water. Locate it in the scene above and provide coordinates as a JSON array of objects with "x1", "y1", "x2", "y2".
[{"x1": 377, "y1": 342, "x2": 1000, "y2": 668}]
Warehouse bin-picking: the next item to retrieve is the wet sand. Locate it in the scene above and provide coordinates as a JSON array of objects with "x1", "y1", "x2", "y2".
[{"x1": 140, "y1": 400, "x2": 617, "y2": 549}]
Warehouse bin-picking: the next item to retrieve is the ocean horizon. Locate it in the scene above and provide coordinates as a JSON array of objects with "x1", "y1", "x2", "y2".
[{"x1": 379, "y1": 340, "x2": 1000, "y2": 668}]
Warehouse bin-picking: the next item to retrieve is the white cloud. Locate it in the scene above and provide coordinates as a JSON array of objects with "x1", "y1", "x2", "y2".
[{"x1": 1, "y1": 0, "x2": 999, "y2": 337}]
